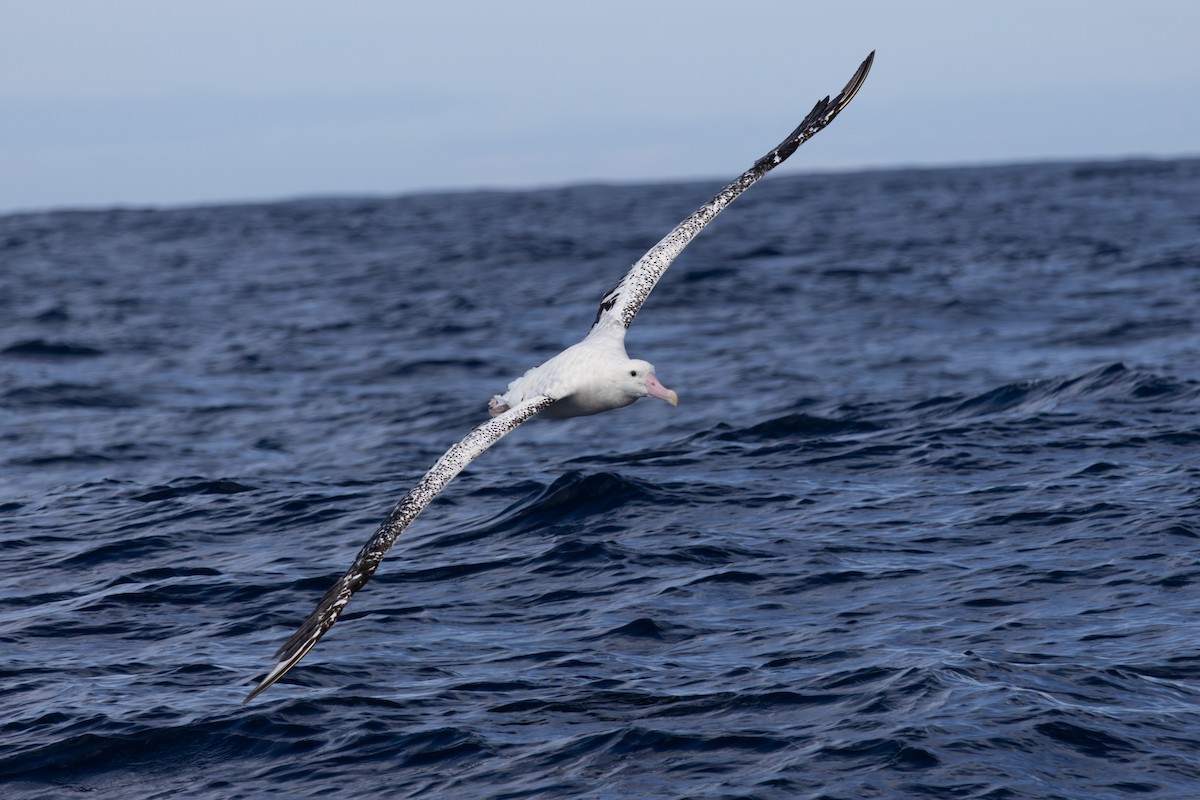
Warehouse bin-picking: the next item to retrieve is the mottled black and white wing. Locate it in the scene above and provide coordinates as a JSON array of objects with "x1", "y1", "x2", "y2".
[
  {"x1": 245, "y1": 395, "x2": 556, "y2": 702},
  {"x1": 590, "y1": 51, "x2": 874, "y2": 333}
]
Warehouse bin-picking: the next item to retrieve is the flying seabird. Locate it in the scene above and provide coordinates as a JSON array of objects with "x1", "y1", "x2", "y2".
[{"x1": 245, "y1": 52, "x2": 874, "y2": 702}]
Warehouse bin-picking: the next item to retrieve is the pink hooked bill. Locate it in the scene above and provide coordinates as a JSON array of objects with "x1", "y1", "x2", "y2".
[{"x1": 645, "y1": 372, "x2": 679, "y2": 406}]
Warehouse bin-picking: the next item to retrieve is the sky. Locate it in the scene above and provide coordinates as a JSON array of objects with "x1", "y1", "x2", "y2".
[{"x1": 1, "y1": 1, "x2": 1197, "y2": 214}]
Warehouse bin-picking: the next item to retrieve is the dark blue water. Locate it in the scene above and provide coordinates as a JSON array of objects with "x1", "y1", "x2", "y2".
[{"x1": 2, "y1": 158, "x2": 1199, "y2": 799}]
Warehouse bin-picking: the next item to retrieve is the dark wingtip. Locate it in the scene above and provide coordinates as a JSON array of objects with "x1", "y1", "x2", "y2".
[
  {"x1": 243, "y1": 676, "x2": 270, "y2": 705},
  {"x1": 243, "y1": 663, "x2": 286, "y2": 704},
  {"x1": 835, "y1": 51, "x2": 875, "y2": 112},
  {"x1": 243, "y1": 635, "x2": 320, "y2": 703},
  {"x1": 243, "y1": 582, "x2": 350, "y2": 703},
  {"x1": 751, "y1": 51, "x2": 876, "y2": 173}
]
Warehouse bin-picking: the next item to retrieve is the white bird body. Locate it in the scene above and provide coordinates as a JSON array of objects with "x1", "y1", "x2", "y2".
[
  {"x1": 489, "y1": 323, "x2": 677, "y2": 419},
  {"x1": 245, "y1": 52, "x2": 874, "y2": 702}
]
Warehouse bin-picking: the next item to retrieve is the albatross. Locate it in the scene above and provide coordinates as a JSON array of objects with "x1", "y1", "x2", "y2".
[{"x1": 245, "y1": 52, "x2": 874, "y2": 702}]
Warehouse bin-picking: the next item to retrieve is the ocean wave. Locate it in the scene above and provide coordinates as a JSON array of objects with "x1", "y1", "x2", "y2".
[{"x1": 4, "y1": 159, "x2": 1200, "y2": 799}]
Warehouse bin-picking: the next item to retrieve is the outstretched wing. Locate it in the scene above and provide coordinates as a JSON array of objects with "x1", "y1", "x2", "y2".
[
  {"x1": 590, "y1": 51, "x2": 874, "y2": 333},
  {"x1": 245, "y1": 394, "x2": 556, "y2": 702}
]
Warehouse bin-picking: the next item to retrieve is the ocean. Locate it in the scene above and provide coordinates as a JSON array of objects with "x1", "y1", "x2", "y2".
[{"x1": 1, "y1": 157, "x2": 1198, "y2": 798}]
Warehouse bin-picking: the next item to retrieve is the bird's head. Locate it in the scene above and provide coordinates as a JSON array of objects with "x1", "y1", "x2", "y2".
[{"x1": 623, "y1": 359, "x2": 679, "y2": 407}]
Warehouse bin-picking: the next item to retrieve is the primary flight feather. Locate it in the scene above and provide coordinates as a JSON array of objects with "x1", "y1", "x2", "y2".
[{"x1": 245, "y1": 51, "x2": 874, "y2": 702}]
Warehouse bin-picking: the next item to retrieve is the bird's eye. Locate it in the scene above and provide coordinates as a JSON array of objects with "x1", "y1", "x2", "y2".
[{"x1": 630, "y1": 370, "x2": 638, "y2": 377}]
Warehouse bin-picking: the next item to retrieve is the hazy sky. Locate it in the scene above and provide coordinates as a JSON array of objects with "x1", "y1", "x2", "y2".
[{"x1": 2, "y1": 1, "x2": 1197, "y2": 214}]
